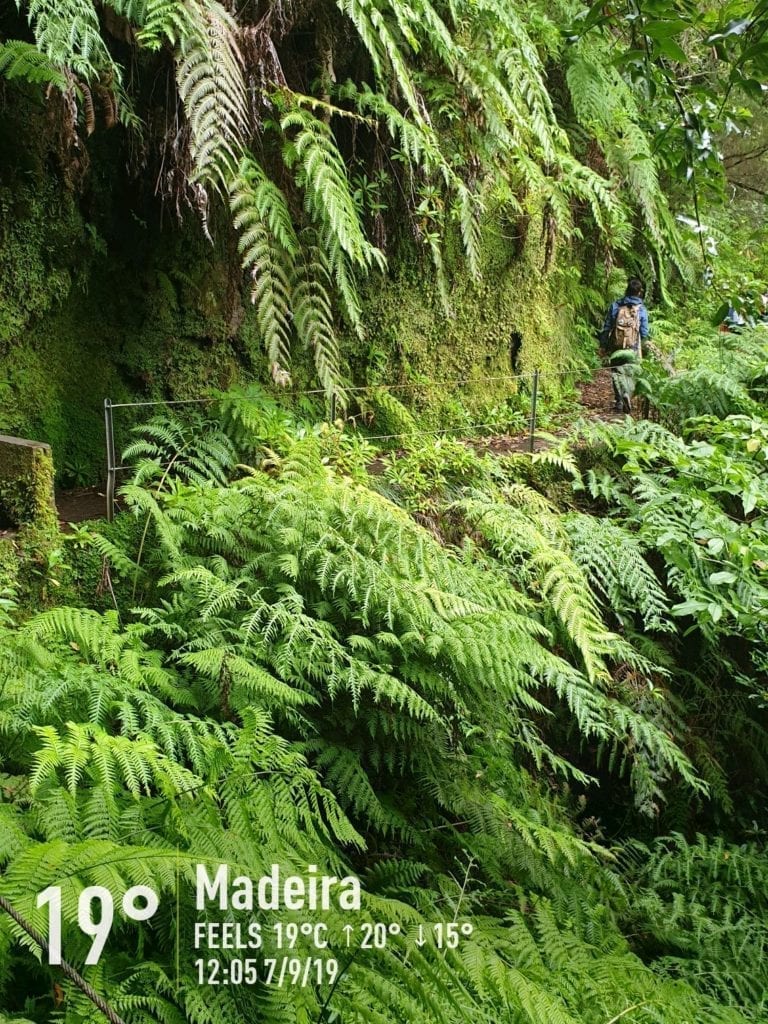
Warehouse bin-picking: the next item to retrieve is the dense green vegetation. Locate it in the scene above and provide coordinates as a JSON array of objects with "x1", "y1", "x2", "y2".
[
  {"x1": 4, "y1": 0, "x2": 765, "y2": 476},
  {"x1": 3, "y1": 0, "x2": 768, "y2": 1022},
  {"x1": 2, "y1": 317, "x2": 768, "y2": 1022}
]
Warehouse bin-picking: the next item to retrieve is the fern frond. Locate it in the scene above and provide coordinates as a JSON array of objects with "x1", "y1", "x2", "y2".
[
  {"x1": 0, "y1": 40, "x2": 67, "y2": 88},
  {"x1": 229, "y1": 157, "x2": 296, "y2": 372},
  {"x1": 22, "y1": 0, "x2": 120, "y2": 82},
  {"x1": 282, "y1": 106, "x2": 385, "y2": 273},
  {"x1": 141, "y1": 0, "x2": 247, "y2": 190},
  {"x1": 291, "y1": 239, "x2": 343, "y2": 401}
]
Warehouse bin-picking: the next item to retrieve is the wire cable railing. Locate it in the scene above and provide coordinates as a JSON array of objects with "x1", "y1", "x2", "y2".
[{"x1": 103, "y1": 366, "x2": 600, "y2": 520}]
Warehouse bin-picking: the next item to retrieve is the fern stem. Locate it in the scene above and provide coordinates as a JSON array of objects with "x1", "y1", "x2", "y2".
[{"x1": 603, "y1": 1002, "x2": 652, "y2": 1024}]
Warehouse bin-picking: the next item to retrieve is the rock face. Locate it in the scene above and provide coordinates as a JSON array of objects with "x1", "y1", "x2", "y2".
[{"x1": 0, "y1": 434, "x2": 57, "y2": 531}]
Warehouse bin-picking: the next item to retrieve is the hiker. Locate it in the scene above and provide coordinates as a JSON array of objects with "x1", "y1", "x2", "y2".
[
  {"x1": 601, "y1": 277, "x2": 649, "y2": 413},
  {"x1": 723, "y1": 304, "x2": 746, "y2": 333}
]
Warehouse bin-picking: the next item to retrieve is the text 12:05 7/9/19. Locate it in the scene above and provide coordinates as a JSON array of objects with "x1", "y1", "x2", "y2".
[{"x1": 195, "y1": 957, "x2": 339, "y2": 987}]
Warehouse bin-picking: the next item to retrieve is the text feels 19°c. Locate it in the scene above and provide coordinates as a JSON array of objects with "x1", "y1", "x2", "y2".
[{"x1": 36, "y1": 864, "x2": 476, "y2": 973}]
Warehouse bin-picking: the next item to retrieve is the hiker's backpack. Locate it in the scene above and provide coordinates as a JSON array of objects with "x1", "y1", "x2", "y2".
[{"x1": 611, "y1": 303, "x2": 641, "y2": 353}]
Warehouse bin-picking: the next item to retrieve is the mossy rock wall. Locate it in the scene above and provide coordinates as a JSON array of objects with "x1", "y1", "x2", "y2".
[
  {"x1": 0, "y1": 81, "x2": 271, "y2": 486},
  {"x1": 345, "y1": 201, "x2": 596, "y2": 429},
  {"x1": 365, "y1": 241, "x2": 572, "y2": 379},
  {"x1": 0, "y1": 80, "x2": 602, "y2": 482}
]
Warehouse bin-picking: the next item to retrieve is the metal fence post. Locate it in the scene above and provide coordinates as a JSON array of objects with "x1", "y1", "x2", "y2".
[
  {"x1": 329, "y1": 391, "x2": 337, "y2": 423},
  {"x1": 104, "y1": 398, "x2": 116, "y2": 523},
  {"x1": 528, "y1": 369, "x2": 540, "y2": 453}
]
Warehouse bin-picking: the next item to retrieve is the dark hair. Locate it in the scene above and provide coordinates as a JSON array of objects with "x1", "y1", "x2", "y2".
[{"x1": 626, "y1": 277, "x2": 644, "y2": 297}]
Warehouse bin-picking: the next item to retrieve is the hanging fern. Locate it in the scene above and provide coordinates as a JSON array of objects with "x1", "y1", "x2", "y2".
[
  {"x1": 12, "y1": 0, "x2": 678, "y2": 391},
  {"x1": 291, "y1": 238, "x2": 344, "y2": 400},
  {"x1": 140, "y1": 0, "x2": 248, "y2": 190},
  {"x1": 229, "y1": 157, "x2": 297, "y2": 375},
  {"x1": 0, "y1": 40, "x2": 67, "y2": 88},
  {"x1": 565, "y1": 48, "x2": 685, "y2": 268},
  {"x1": 21, "y1": 0, "x2": 118, "y2": 81},
  {"x1": 282, "y1": 105, "x2": 386, "y2": 339}
]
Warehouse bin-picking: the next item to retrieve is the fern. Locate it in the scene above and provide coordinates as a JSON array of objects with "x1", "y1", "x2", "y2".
[
  {"x1": 21, "y1": 0, "x2": 119, "y2": 82},
  {"x1": 12, "y1": 0, "x2": 672, "y2": 394},
  {"x1": 2, "y1": 395, "x2": 767, "y2": 1022},
  {"x1": 335, "y1": 0, "x2": 428, "y2": 124},
  {"x1": 624, "y1": 834, "x2": 768, "y2": 1011},
  {"x1": 229, "y1": 158, "x2": 297, "y2": 375},
  {"x1": 141, "y1": 0, "x2": 247, "y2": 191},
  {"x1": 565, "y1": 46, "x2": 685, "y2": 269},
  {"x1": 562, "y1": 513, "x2": 673, "y2": 633},
  {"x1": 0, "y1": 40, "x2": 67, "y2": 88},
  {"x1": 292, "y1": 239, "x2": 344, "y2": 400},
  {"x1": 457, "y1": 494, "x2": 613, "y2": 685}
]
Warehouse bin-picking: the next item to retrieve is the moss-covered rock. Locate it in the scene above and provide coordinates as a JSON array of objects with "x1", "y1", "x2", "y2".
[
  {"x1": 0, "y1": 434, "x2": 62, "y2": 610},
  {"x1": 0, "y1": 435, "x2": 57, "y2": 531},
  {"x1": 343, "y1": 202, "x2": 595, "y2": 433},
  {"x1": 0, "y1": 536, "x2": 19, "y2": 595}
]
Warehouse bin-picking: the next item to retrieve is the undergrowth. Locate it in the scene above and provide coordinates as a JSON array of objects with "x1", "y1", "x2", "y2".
[{"x1": 1, "y1": 322, "x2": 768, "y2": 1023}]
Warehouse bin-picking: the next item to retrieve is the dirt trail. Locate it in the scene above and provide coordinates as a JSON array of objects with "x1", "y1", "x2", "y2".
[
  {"x1": 471, "y1": 366, "x2": 623, "y2": 455},
  {"x1": 576, "y1": 366, "x2": 624, "y2": 420},
  {"x1": 56, "y1": 487, "x2": 109, "y2": 528}
]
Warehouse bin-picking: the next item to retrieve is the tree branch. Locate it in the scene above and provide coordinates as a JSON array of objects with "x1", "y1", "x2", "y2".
[
  {"x1": 724, "y1": 143, "x2": 768, "y2": 167},
  {"x1": 0, "y1": 893, "x2": 128, "y2": 1024}
]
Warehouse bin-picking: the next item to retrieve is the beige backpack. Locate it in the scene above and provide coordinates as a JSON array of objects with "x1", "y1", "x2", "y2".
[{"x1": 611, "y1": 303, "x2": 641, "y2": 354}]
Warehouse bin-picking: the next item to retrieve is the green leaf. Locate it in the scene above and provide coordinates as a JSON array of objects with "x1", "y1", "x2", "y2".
[
  {"x1": 654, "y1": 36, "x2": 688, "y2": 63},
  {"x1": 740, "y1": 78, "x2": 766, "y2": 99},
  {"x1": 711, "y1": 302, "x2": 731, "y2": 327},
  {"x1": 708, "y1": 602, "x2": 724, "y2": 622},
  {"x1": 743, "y1": 487, "x2": 758, "y2": 515},
  {"x1": 643, "y1": 19, "x2": 688, "y2": 39},
  {"x1": 671, "y1": 599, "x2": 709, "y2": 616},
  {"x1": 708, "y1": 571, "x2": 737, "y2": 585}
]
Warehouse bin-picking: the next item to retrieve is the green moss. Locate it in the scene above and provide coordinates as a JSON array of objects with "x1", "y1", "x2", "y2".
[
  {"x1": 0, "y1": 437, "x2": 57, "y2": 531},
  {"x1": 0, "y1": 88, "x2": 274, "y2": 484},
  {"x1": 0, "y1": 182, "x2": 87, "y2": 345},
  {"x1": 0, "y1": 435, "x2": 61, "y2": 608},
  {"x1": 0, "y1": 224, "x2": 268, "y2": 484},
  {"x1": 0, "y1": 537, "x2": 19, "y2": 594},
  {"x1": 345, "y1": 203, "x2": 590, "y2": 432},
  {"x1": 0, "y1": 193, "x2": 591, "y2": 479}
]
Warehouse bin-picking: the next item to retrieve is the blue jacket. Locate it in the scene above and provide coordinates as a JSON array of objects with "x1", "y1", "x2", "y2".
[{"x1": 602, "y1": 295, "x2": 649, "y2": 344}]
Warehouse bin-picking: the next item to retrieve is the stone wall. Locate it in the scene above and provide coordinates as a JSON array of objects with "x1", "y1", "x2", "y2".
[{"x1": 0, "y1": 434, "x2": 57, "y2": 531}]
